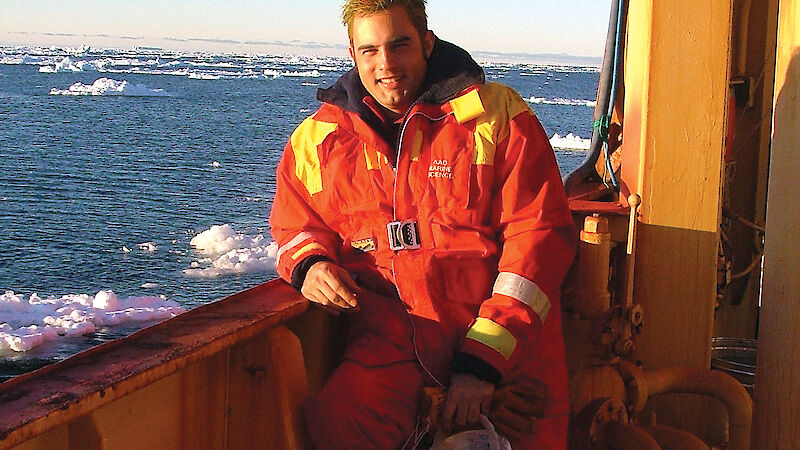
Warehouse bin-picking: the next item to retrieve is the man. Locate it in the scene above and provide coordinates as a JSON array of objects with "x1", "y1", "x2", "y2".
[{"x1": 270, "y1": 1, "x2": 576, "y2": 448}]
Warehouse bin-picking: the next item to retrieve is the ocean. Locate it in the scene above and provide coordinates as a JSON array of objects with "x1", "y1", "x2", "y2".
[{"x1": 0, "y1": 46, "x2": 598, "y2": 379}]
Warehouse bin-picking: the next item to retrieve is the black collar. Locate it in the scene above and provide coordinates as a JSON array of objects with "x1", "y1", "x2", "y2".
[{"x1": 316, "y1": 37, "x2": 485, "y2": 128}]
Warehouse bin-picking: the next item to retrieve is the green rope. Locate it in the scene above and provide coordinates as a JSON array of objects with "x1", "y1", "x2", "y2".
[{"x1": 593, "y1": 115, "x2": 612, "y2": 143}]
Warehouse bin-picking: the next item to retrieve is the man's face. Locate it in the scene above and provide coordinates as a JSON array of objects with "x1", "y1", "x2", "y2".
[{"x1": 348, "y1": 5, "x2": 434, "y2": 117}]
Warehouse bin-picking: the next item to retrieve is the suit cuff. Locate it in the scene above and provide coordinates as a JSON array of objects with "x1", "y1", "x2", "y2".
[
  {"x1": 451, "y1": 352, "x2": 503, "y2": 385},
  {"x1": 290, "y1": 255, "x2": 332, "y2": 291}
]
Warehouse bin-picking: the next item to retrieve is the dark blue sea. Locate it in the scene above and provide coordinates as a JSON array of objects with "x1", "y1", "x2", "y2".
[{"x1": 0, "y1": 47, "x2": 598, "y2": 377}]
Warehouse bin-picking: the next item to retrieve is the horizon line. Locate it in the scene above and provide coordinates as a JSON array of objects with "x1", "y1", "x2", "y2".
[{"x1": 3, "y1": 31, "x2": 603, "y2": 63}]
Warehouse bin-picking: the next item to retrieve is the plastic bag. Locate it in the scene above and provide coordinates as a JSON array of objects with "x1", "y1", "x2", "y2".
[{"x1": 430, "y1": 415, "x2": 512, "y2": 450}]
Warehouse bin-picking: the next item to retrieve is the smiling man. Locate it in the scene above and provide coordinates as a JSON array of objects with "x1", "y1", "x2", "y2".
[{"x1": 269, "y1": 1, "x2": 576, "y2": 448}]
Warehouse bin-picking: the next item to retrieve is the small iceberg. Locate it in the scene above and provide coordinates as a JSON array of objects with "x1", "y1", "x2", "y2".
[{"x1": 50, "y1": 78, "x2": 169, "y2": 96}]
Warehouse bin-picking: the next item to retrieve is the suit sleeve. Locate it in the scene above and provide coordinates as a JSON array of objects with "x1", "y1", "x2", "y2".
[
  {"x1": 457, "y1": 91, "x2": 577, "y2": 377},
  {"x1": 269, "y1": 125, "x2": 342, "y2": 285}
]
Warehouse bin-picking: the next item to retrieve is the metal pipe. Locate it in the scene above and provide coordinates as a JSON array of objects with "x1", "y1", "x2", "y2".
[
  {"x1": 734, "y1": 0, "x2": 753, "y2": 75},
  {"x1": 575, "y1": 214, "x2": 612, "y2": 318},
  {"x1": 642, "y1": 424, "x2": 711, "y2": 450},
  {"x1": 563, "y1": 0, "x2": 622, "y2": 191},
  {"x1": 602, "y1": 422, "x2": 662, "y2": 450},
  {"x1": 639, "y1": 367, "x2": 752, "y2": 450}
]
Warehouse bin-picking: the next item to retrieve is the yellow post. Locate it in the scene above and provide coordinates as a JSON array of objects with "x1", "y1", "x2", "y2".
[
  {"x1": 752, "y1": 0, "x2": 800, "y2": 447},
  {"x1": 620, "y1": 0, "x2": 732, "y2": 438}
]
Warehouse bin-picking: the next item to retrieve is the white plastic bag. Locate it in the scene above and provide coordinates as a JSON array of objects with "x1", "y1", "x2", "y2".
[{"x1": 430, "y1": 415, "x2": 512, "y2": 450}]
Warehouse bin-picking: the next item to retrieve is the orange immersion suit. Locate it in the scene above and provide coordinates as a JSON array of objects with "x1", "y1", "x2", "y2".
[{"x1": 270, "y1": 38, "x2": 576, "y2": 449}]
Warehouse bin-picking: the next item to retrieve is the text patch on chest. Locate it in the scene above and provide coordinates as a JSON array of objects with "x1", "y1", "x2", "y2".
[{"x1": 428, "y1": 159, "x2": 453, "y2": 179}]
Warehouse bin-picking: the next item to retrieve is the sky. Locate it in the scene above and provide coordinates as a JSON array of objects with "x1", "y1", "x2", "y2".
[{"x1": 1, "y1": 0, "x2": 613, "y2": 58}]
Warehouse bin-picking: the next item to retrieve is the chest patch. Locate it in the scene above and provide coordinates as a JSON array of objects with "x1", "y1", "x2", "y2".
[
  {"x1": 428, "y1": 159, "x2": 453, "y2": 180},
  {"x1": 351, "y1": 237, "x2": 376, "y2": 252}
]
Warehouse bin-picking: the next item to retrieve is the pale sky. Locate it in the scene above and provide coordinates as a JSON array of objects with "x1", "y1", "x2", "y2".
[{"x1": 1, "y1": 0, "x2": 612, "y2": 57}]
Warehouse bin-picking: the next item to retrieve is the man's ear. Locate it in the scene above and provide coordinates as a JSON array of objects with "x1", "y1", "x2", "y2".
[
  {"x1": 348, "y1": 45, "x2": 356, "y2": 64},
  {"x1": 423, "y1": 30, "x2": 435, "y2": 59}
]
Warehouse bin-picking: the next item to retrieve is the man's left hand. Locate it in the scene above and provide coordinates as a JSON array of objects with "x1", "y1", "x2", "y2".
[{"x1": 442, "y1": 373, "x2": 494, "y2": 434}]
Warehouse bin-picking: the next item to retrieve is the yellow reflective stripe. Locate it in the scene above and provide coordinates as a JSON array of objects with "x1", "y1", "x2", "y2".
[
  {"x1": 466, "y1": 318, "x2": 517, "y2": 360},
  {"x1": 291, "y1": 242, "x2": 327, "y2": 260},
  {"x1": 290, "y1": 117, "x2": 337, "y2": 195},
  {"x1": 410, "y1": 129, "x2": 423, "y2": 162},
  {"x1": 473, "y1": 120, "x2": 496, "y2": 165},
  {"x1": 471, "y1": 83, "x2": 535, "y2": 166},
  {"x1": 493, "y1": 272, "x2": 551, "y2": 324},
  {"x1": 449, "y1": 89, "x2": 485, "y2": 124},
  {"x1": 363, "y1": 143, "x2": 384, "y2": 170}
]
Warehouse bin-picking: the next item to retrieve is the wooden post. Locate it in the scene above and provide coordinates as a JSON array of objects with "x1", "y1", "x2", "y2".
[
  {"x1": 751, "y1": 0, "x2": 800, "y2": 447},
  {"x1": 619, "y1": 0, "x2": 732, "y2": 439}
]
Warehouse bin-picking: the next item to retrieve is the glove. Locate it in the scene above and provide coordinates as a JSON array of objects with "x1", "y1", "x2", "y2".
[{"x1": 488, "y1": 375, "x2": 549, "y2": 441}]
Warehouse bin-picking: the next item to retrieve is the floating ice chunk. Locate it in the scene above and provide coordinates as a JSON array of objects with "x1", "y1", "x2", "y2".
[
  {"x1": 211, "y1": 161, "x2": 221, "y2": 168},
  {"x1": 93, "y1": 290, "x2": 122, "y2": 310},
  {"x1": 185, "y1": 224, "x2": 278, "y2": 278},
  {"x1": 138, "y1": 242, "x2": 157, "y2": 253},
  {"x1": 263, "y1": 69, "x2": 281, "y2": 78},
  {"x1": 1, "y1": 325, "x2": 59, "y2": 352},
  {"x1": 121, "y1": 246, "x2": 131, "y2": 253},
  {"x1": 39, "y1": 57, "x2": 79, "y2": 73},
  {"x1": 527, "y1": 97, "x2": 596, "y2": 108},
  {"x1": 0, "y1": 291, "x2": 185, "y2": 352},
  {"x1": 188, "y1": 72, "x2": 220, "y2": 80},
  {"x1": 141, "y1": 282, "x2": 160, "y2": 289},
  {"x1": 550, "y1": 133, "x2": 591, "y2": 150},
  {"x1": 1, "y1": 54, "x2": 49, "y2": 65},
  {"x1": 38, "y1": 56, "x2": 102, "y2": 73},
  {"x1": 50, "y1": 78, "x2": 169, "y2": 96},
  {"x1": 282, "y1": 69, "x2": 321, "y2": 78}
]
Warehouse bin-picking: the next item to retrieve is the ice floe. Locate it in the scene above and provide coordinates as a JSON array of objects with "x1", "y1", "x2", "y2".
[
  {"x1": 188, "y1": 72, "x2": 220, "y2": 80},
  {"x1": 528, "y1": 97, "x2": 596, "y2": 108},
  {"x1": 184, "y1": 224, "x2": 277, "y2": 278},
  {"x1": 550, "y1": 133, "x2": 591, "y2": 150},
  {"x1": 138, "y1": 242, "x2": 157, "y2": 253},
  {"x1": 0, "y1": 290, "x2": 185, "y2": 352},
  {"x1": 49, "y1": 78, "x2": 169, "y2": 96},
  {"x1": 38, "y1": 56, "x2": 105, "y2": 73}
]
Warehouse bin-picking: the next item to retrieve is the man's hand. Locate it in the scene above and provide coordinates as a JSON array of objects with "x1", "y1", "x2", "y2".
[
  {"x1": 489, "y1": 377, "x2": 548, "y2": 441},
  {"x1": 301, "y1": 261, "x2": 359, "y2": 315},
  {"x1": 442, "y1": 373, "x2": 494, "y2": 434}
]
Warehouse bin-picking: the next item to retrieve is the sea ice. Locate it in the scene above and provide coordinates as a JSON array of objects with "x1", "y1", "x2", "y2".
[
  {"x1": 184, "y1": 224, "x2": 277, "y2": 278},
  {"x1": 282, "y1": 69, "x2": 321, "y2": 78},
  {"x1": 38, "y1": 56, "x2": 105, "y2": 73},
  {"x1": 49, "y1": 78, "x2": 169, "y2": 97},
  {"x1": 188, "y1": 72, "x2": 221, "y2": 80},
  {"x1": 550, "y1": 133, "x2": 591, "y2": 150},
  {"x1": 527, "y1": 97, "x2": 596, "y2": 108},
  {"x1": 138, "y1": 242, "x2": 157, "y2": 253},
  {"x1": 0, "y1": 290, "x2": 185, "y2": 353}
]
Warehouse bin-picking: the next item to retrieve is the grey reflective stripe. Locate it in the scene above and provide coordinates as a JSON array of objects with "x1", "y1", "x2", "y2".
[
  {"x1": 276, "y1": 232, "x2": 317, "y2": 266},
  {"x1": 492, "y1": 272, "x2": 551, "y2": 323}
]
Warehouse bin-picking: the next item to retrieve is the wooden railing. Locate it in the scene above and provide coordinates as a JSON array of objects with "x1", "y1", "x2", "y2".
[{"x1": 0, "y1": 279, "x2": 341, "y2": 450}]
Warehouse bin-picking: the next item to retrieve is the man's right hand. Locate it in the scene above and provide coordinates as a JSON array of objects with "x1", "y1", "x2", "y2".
[
  {"x1": 489, "y1": 377, "x2": 548, "y2": 441},
  {"x1": 301, "y1": 261, "x2": 359, "y2": 315}
]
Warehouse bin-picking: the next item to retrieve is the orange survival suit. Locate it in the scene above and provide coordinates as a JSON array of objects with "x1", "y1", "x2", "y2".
[{"x1": 270, "y1": 39, "x2": 576, "y2": 449}]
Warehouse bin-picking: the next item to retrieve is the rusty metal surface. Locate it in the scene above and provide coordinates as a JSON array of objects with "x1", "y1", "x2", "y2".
[
  {"x1": 0, "y1": 279, "x2": 308, "y2": 445},
  {"x1": 569, "y1": 199, "x2": 629, "y2": 216}
]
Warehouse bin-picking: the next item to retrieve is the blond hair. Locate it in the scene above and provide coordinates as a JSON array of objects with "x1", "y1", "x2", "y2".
[{"x1": 341, "y1": 0, "x2": 428, "y2": 37}]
